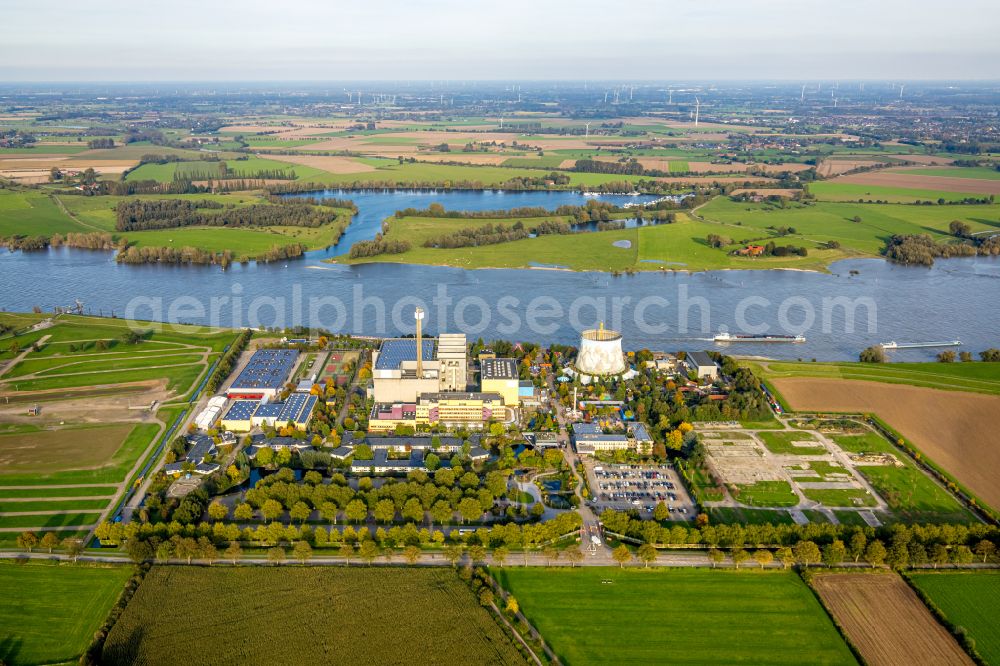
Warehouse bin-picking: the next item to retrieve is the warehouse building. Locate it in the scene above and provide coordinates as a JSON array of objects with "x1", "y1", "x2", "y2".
[
  {"x1": 685, "y1": 351, "x2": 719, "y2": 380},
  {"x1": 227, "y1": 349, "x2": 299, "y2": 400},
  {"x1": 219, "y1": 393, "x2": 317, "y2": 432},
  {"x1": 480, "y1": 358, "x2": 520, "y2": 406}
]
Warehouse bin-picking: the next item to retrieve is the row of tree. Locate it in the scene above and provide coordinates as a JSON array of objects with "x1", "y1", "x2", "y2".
[{"x1": 116, "y1": 198, "x2": 339, "y2": 232}]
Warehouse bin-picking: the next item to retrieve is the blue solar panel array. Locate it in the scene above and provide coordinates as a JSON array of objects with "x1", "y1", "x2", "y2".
[
  {"x1": 253, "y1": 403, "x2": 284, "y2": 419},
  {"x1": 223, "y1": 400, "x2": 259, "y2": 421},
  {"x1": 230, "y1": 349, "x2": 299, "y2": 390},
  {"x1": 374, "y1": 338, "x2": 436, "y2": 370}
]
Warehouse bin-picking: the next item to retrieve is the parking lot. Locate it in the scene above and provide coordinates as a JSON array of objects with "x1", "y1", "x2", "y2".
[{"x1": 583, "y1": 461, "x2": 697, "y2": 520}]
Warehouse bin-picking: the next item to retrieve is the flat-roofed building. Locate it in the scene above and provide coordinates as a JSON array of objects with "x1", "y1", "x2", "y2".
[
  {"x1": 371, "y1": 333, "x2": 468, "y2": 403},
  {"x1": 368, "y1": 392, "x2": 504, "y2": 432},
  {"x1": 227, "y1": 349, "x2": 299, "y2": 400},
  {"x1": 220, "y1": 399, "x2": 259, "y2": 432},
  {"x1": 685, "y1": 351, "x2": 719, "y2": 380},
  {"x1": 480, "y1": 358, "x2": 520, "y2": 406}
]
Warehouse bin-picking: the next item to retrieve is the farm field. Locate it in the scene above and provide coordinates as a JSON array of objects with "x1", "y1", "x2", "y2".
[
  {"x1": 697, "y1": 197, "x2": 1000, "y2": 255},
  {"x1": 811, "y1": 573, "x2": 973, "y2": 666},
  {"x1": 769, "y1": 377, "x2": 1000, "y2": 514},
  {"x1": 496, "y1": 568, "x2": 855, "y2": 665},
  {"x1": 807, "y1": 181, "x2": 993, "y2": 203},
  {"x1": 908, "y1": 571, "x2": 1000, "y2": 665},
  {"x1": 828, "y1": 169, "x2": 1000, "y2": 196},
  {"x1": 0, "y1": 562, "x2": 132, "y2": 666},
  {"x1": 102, "y1": 566, "x2": 528, "y2": 666},
  {"x1": 0, "y1": 189, "x2": 88, "y2": 237},
  {"x1": 893, "y1": 166, "x2": 1000, "y2": 180}
]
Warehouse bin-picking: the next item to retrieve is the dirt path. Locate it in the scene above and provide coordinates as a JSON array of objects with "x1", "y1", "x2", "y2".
[{"x1": 0, "y1": 334, "x2": 50, "y2": 378}]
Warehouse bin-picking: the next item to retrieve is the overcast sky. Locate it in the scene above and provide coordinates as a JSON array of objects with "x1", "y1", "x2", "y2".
[{"x1": 2, "y1": 0, "x2": 999, "y2": 81}]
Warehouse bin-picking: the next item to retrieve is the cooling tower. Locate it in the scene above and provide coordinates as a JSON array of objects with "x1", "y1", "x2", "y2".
[{"x1": 576, "y1": 324, "x2": 626, "y2": 376}]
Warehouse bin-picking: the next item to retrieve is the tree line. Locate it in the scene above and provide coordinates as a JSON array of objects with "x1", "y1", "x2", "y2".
[
  {"x1": 115, "y1": 242, "x2": 307, "y2": 267},
  {"x1": 422, "y1": 219, "x2": 571, "y2": 249},
  {"x1": 601, "y1": 508, "x2": 1000, "y2": 568},
  {"x1": 116, "y1": 198, "x2": 340, "y2": 232}
]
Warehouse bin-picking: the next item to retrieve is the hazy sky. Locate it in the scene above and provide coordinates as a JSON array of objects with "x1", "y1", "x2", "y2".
[{"x1": 2, "y1": 0, "x2": 999, "y2": 81}]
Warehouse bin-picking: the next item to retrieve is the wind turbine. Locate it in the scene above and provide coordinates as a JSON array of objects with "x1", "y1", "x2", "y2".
[
  {"x1": 801, "y1": 84, "x2": 806, "y2": 102},
  {"x1": 668, "y1": 89, "x2": 673, "y2": 104},
  {"x1": 585, "y1": 122, "x2": 591, "y2": 138},
  {"x1": 499, "y1": 115, "x2": 504, "y2": 130},
  {"x1": 694, "y1": 97, "x2": 700, "y2": 126},
  {"x1": 899, "y1": 84, "x2": 904, "y2": 99}
]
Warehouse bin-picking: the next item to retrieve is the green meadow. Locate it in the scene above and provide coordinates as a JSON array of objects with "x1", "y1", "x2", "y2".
[
  {"x1": 0, "y1": 562, "x2": 132, "y2": 666},
  {"x1": 495, "y1": 568, "x2": 856, "y2": 666},
  {"x1": 907, "y1": 571, "x2": 1000, "y2": 665}
]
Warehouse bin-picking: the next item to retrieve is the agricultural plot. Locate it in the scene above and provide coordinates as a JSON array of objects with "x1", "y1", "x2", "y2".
[
  {"x1": 496, "y1": 568, "x2": 856, "y2": 665},
  {"x1": 811, "y1": 573, "x2": 973, "y2": 666},
  {"x1": 908, "y1": 571, "x2": 1000, "y2": 665},
  {"x1": 0, "y1": 562, "x2": 132, "y2": 666},
  {"x1": 757, "y1": 430, "x2": 826, "y2": 455},
  {"x1": 102, "y1": 567, "x2": 528, "y2": 666},
  {"x1": 698, "y1": 197, "x2": 1000, "y2": 256},
  {"x1": 756, "y1": 360, "x2": 1000, "y2": 395},
  {"x1": 770, "y1": 376, "x2": 1000, "y2": 514}
]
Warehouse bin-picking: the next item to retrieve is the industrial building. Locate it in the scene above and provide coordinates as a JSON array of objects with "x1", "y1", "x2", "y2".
[
  {"x1": 368, "y1": 391, "x2": 505, "y2": 432},
  {"x1": 371, "y1": 308, "x2": 467, "y2": 403},
  {"x1": 572, "y1": 420, "x2": 654, "y2": 455},
  {"x1": 226, "y1": 349, "x2": 299, "y2": 400},
  {"x1": 575, "y1": 323, "x2": 626, "y2": 376},
  {"x1": 220, "y1": 393, "x2": 318, "y2": 432},
  {"x1": 685, "y1": 351, "x2": 719, "y2": 380},
  {"x1": 480, "y1": 358, "x2": 520, "y2": 406}
]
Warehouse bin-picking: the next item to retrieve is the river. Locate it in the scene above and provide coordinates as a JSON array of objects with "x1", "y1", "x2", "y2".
[{"x1": 2, "y1": 189, "x2": 998, "y2": 361}]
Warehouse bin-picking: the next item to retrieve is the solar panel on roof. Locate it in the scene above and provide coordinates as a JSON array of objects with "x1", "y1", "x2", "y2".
[
  {"x1": 374, "y1": 339, "x2": 436, "y2": 370},
  {"x1": 230, "y1": 349, "x2": 299, "y2": 390}
]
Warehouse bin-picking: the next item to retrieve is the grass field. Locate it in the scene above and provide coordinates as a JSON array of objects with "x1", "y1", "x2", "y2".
[
  {"x1": 495, "y1": 568, "x2": 856, "y2": 665},
  {"x1": 732, "y1": 480, "x2": 800, "y2": 507},
  {"x1": 0, "y1": 423, "x2": 159, "y2": 486},
  {"x1": 832, "y1": 433, "x2": 972, "y2": 523},
  {"x1": 103, "y1": 567, "x2": 528, "y2": 665},
  {"x1": 908, "y1": 571, "x2": 1000, "y2": 665},
  {"x1": 335, "y1": 212, "x2": 848, "y2": 272},
  {"x1": 0, "y1": 562, "x2": 132, "y2": 666},
  {"x1": 812, "y1": 573, "x2": 973, "y2": 666},
  {"x1": 698, "y1": 197, "x2": 1000, "y2": 255},
  {"x1": 0, "y1": 190, "x2": 88, "y2": 237},
  {"x1": 754, "y1": 360, "x2": 1000, "y2": 395},
  {"x1": 756, "y1": 430, "x2": 826, "y2": 455},
  {"x1": 0, "y1": 314, "x2": 232, "y2": 396}
]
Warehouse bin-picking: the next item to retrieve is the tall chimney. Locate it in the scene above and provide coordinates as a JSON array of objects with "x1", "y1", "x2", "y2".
[{"x1": 414, "y1": 307, "x2": 425, "y2": 376}]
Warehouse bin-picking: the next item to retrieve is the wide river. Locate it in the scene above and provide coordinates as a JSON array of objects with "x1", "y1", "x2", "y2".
[{"x1": 2, "y1": 189, "x2": 998, "y2": 361}]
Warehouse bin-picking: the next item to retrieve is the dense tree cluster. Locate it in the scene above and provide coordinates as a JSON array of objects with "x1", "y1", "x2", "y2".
[
  {"x1": 883, "y1": 234, "x2": 977, "y2": 266},
  {"x1": 115, "y1": 242, "x2": 306, "y2": 266},
  {"x1": 87, "y1": 138, "x2": 115, "y2": 149},
  {"x1": 348, "y1": 234, "x2": 412, "y2": 258},
  {"x1": 115, "y1": 198, "x2": 339, "y2": 232},
  {"x1": 422, "y1": 219, "x2": 570, "y2": 249}
]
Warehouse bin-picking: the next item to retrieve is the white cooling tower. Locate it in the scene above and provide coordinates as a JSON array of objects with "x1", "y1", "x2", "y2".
[{"x1": 576, "y1": 324, "x2": 626, "y2": 376}]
